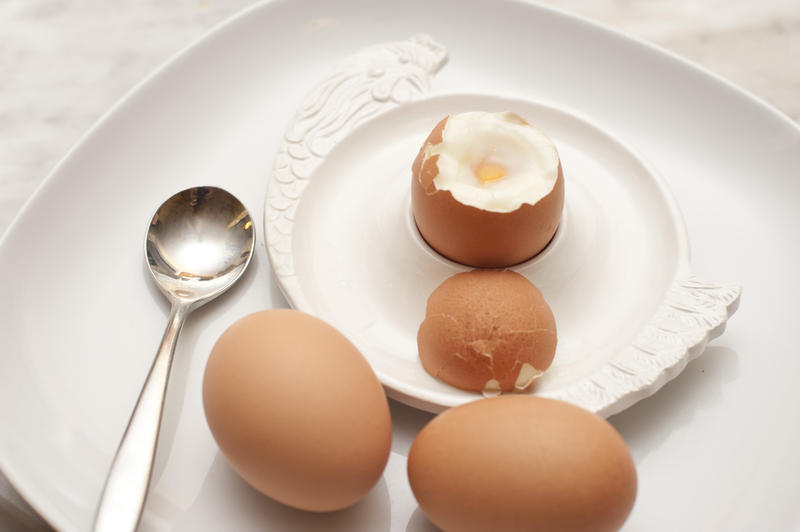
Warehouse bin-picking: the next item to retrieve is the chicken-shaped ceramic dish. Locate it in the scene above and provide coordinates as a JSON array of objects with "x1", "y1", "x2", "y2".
[{"x1": 264, "y1": 35, "x2": 741, "y2": 416}]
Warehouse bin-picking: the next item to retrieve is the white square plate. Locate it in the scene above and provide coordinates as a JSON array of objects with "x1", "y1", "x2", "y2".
[{"x1": 0, "y1": 1, "x2": 798, "y2": 530}]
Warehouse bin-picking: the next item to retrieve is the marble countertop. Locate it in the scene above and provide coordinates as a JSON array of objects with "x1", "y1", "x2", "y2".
[{"x1": 1, "y1": 1, "x2": 798, "y2": 530}]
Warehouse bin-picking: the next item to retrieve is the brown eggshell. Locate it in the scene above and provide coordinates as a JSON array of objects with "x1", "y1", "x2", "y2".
[
  {"x1": 202, "y1": 309, "x2": 392, "y2": 512},
  {"x1": 417, "y1": 270, "x2": 557, "y2": 392},
  {"x1": 407, "y1": 396, "x2": 638, "y2": 532},
  {"x1": 411, "y1": 115, "x2": 565, "y2": 268}
]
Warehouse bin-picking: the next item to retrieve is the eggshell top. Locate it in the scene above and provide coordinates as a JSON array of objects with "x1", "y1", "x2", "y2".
[
  {"x1": 407, "y1": 396, "x2": 638, "y2": 532},
  {"x1": 417, "y1": 270, "x2": 557, "y2": 393},
  {"x1": 202, "y1": 309, "x2": 392, "y2": 512}
]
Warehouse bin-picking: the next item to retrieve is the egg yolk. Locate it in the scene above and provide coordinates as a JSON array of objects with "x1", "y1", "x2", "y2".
[{"x1": 475, "y1": 162, "x2": 507, "y2": 184}]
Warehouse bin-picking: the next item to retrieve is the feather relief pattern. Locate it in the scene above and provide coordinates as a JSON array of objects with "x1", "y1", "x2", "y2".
[{"x1": 266, "y1": 35, "x2": 447, "y2": 278}]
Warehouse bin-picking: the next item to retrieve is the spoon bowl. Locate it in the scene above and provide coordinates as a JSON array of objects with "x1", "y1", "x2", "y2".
[
  {"x1": 93, "y1": 186, "x2": 254, "y2": 532},
  {"x1": 146, "y1": 186, "x2": 254, "y2": 304}
]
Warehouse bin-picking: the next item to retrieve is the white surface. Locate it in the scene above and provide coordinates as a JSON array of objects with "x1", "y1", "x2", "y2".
[
  {"x1": 0, "y1": 1, "x2": 798, "y2": 532},
  {"x1": 279, "y1": 88, "x2": 740, "y2": 416}
]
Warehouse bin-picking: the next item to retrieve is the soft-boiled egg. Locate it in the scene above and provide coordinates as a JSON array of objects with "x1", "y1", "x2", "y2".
[{"x1": 411, "y1": 111, "x2": 564, "y2": 267}]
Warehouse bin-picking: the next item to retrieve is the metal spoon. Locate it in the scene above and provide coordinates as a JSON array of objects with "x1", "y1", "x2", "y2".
[{"x1": 92, "y1": 186, "x2": 255, "y2": 532}]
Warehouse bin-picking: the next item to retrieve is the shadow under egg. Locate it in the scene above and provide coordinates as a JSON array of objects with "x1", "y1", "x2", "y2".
[
  {"x1": 170, "y1": 453, "x2": 392, "y2": 532},
  {"x1": 406, "y1": 506, "x2": 441, "y2": 532}
]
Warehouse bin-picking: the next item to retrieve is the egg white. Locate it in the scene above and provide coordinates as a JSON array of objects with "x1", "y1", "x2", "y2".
[{"x1": 426, "y1": 112, "x2": 559, "y2": 213}]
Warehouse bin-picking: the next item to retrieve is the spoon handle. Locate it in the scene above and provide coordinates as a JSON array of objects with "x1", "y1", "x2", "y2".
[{"x1": 92, "y1": 300, "x2": 191, "y2": 532}]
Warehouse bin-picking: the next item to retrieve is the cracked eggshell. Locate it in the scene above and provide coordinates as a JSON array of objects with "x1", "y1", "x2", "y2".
[
  {"x1": 411, "y1": 115, "x2": 565, "y2": 268},
  {"x1": 407, "y1": 396, "x2": 638, "y2": 532},
  {"x1": 417, "y1": 269, "x2": 556, "y2": 393},
  {"x1": 202, "y1": 309, "x2": 392, "y2": 512}
]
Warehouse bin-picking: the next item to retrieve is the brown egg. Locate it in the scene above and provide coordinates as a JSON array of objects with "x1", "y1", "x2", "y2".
[
  {"x1": 202, "y1": 309, "x2": 392, "y2": 512},
  {"x1": 408, "y1": 396, "x2": 637, "y2": 532},
  {"x1": 411, "y1": 111, "x2": 565, "y2": 268},
  {"x1": 417, "y1": 269, "x2": 556, "y2": 393}
]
